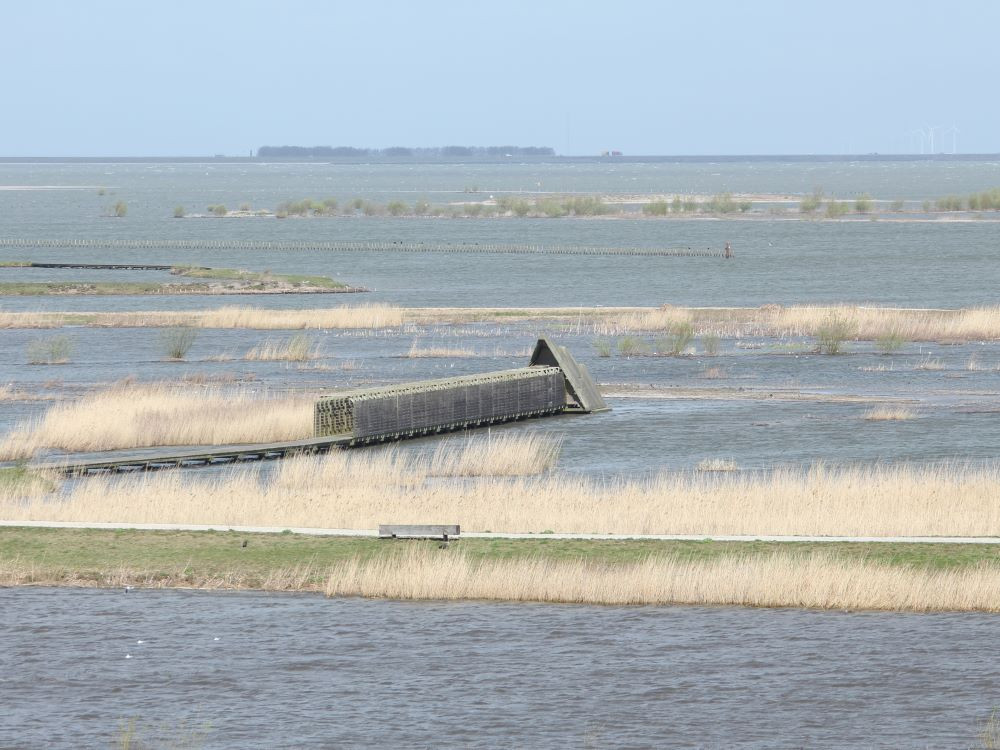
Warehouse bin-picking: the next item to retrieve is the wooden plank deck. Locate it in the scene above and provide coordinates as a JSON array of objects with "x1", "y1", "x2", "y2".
[{"x1": 29, "y1": 434, "x2": 354, "y2": 475}]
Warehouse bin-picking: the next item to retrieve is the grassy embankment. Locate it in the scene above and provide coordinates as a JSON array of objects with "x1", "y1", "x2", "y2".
[
  {"x1": 0, "y1": 265, "x2": 355, "y2": 295},
  {"x1": 3, "y1": 527, "x2": 1000, "y2": 611},
  {"x1": 3, "y1": 303, "x2": 1000, "y2": 342}
]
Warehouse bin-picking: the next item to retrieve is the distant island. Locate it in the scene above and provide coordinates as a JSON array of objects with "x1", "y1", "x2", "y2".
[{"x1": 256, "y1": 145, "x2": 555, "y2": 158}]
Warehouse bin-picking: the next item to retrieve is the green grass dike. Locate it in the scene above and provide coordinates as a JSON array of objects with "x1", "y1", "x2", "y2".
[
  {"x1": 0, "y1": 264, "x2": 360, "y2": 295},
  {"x1": 2, "y1": 526, "x2": 999, "y2": 592}
]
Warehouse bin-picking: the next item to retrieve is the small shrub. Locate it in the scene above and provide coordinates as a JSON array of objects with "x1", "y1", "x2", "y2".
[
  {"x1": 854, "y1": 194, "x2": 873, "y2": 214},
  {"x1": 112, "y1": 201, "x2": 127, "y2": 217},
  {"x1": 413, "y1": 200, "x2": 430, "y2": 215},
  {"x1": 161, "y1": 328, "x2": 198, "y2": 360},
  {"x1": 642, "y1": 201, "x2": 669, "y2": 216},
  {"x1": 593, "y1": 339, "x2": 612, "y2": 357},
  {"x1": 212, "y1": 205, "x2": 228, "y2": 217},
  {"x1": 825, "y1": 200, "x2": 849, "y2": 218},
  {"x1": 386, "y1": 201, "x2": 407, "y2": 216},
  {"x1": 935, "y1": 195, "x2": 963, "y2": 212},
  {"x1": 667, "y1": 321, "x2": 695, "y2": 355},
  {"x1": 876, "y1": 331, "x2": 905, "y2": 355},
  {"x1": 800, "y1": 188, "x2": 824, "y2": 213},
  {"x1": 173, "y1": 205, "x2": 185, "y2": 218},
  {"x1": 618, "y1": 336, "x2": 646, "y2": 356},
  {"x1": 701, "y1": 333, "x2": 720, "y2": 356},
  {"x1": 889, "y1": 199, "x2": 905, "y2": 212},
  {"x1": 27, "y1": 335, "x2": 72, "y2": 365},
  {"x1": 815, "y1": 313, "x2": 856, "y2": 355}
]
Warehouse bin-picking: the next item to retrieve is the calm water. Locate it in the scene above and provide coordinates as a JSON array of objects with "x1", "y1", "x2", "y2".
[
  {"x1": 1, "y1": 587, "x2": 998, "y2": 749},
  {"x1": 0, "y1": 161, "x2": 999, "y2": 308},
  {"x1": 3, "y1": 161, "x2": 1000, "y2": 748}
]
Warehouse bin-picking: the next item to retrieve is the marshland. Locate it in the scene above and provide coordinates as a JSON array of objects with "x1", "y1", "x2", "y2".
[{"x1": 5, "y1": 156, "x2": 1000, "y2": 747}]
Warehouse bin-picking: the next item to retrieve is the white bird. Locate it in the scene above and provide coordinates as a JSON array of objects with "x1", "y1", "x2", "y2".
[
  {"x1": 136, "y1": 640, "x2": 144, "y2": 645},
  {"x1": 125, "y1": 654, "x2": 132, "y2": 659},
  {"x1": 213, "y1": 637, "x2": 220, "y2": 641}
]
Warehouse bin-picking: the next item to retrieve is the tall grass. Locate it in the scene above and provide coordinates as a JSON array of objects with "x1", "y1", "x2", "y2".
[
  {"x1": 7, "y1": 460, "x2": 1000, "y2": 538},
  {"x1": 160, "y1": 328, "x2": 197, "y2": 360},
  {"x1": 593, "y1": 305, "x2": 1000, "y2": 343},
  {"x1": 323, "y1": 548, "x2": 1000, "y2": 611},
  {"x1": 27, "y1": 335, "x2": 72, "y2": 365},
  {"x1": 0, "y1": 305, "x2": 405, "y2": 331},
  {"x1": 406, "y1": 341, "x2": 476, "y2": 358},
  {"x1": 815, "y1": 313, "x2": 856, "y2": 354},
  {"x1": 245, "y1": 333, "x2": 318, "y2": 361},
  {"x1": 0, "y1": 384, "x2": 314, "y2": 459}
]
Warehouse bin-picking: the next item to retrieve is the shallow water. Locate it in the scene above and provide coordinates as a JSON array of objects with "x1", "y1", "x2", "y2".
[{"x1": 1, "y1": 587, "x2": 997, "y2": 749}]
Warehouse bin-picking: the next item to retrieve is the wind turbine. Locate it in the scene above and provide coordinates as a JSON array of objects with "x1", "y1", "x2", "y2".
[
  {"x1": 944, "y1": 124, "x2": 960, "y2": 154},
  {"x1": 924, "y1": 124, "x2": 941, "y2": 154}
]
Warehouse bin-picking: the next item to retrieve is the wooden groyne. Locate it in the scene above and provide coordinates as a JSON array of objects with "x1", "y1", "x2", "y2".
[{"x1": 0, "y1": 238, "x2": 724, "y2": 258}]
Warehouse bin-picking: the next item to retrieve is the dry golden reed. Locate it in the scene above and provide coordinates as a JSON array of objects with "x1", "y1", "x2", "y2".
[
  {"x1": 324, "y1": 548, "x2": 1000, "y2": 612},
  {"x1": 6, "y1": 304, "x2": 1000, "y2": 341},
  {"x1": 863, "y1": 407, "x2": 916, "y2": 421},
  {"x1": 5, "y1": 458, "x2": 1000, "y2": 538},
  {"x1": 0, "y1": 383, "x2": 314, "y2": 459},
  {"x1": 4, "y1": 550, "x2": 998, "y2": 611},
  {"x1": 593, "y1": 304, "x2": 1000, "y2": 342},
  {"x1": 0, "y1": 304, "x2": 404, "y2": 330},
  {"x1": 245, "y1": 333, "x2": 318, "y2": 361}
]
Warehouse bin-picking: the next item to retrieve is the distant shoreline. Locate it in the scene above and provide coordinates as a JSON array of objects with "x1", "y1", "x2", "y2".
[{"x1": 1, "y1": 154, "x2": 999, "y2": 165}]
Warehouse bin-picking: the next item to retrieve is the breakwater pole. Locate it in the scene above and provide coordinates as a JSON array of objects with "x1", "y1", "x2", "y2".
[{"x1": 0, "y1": 238, "x2": 724, "y2": 258}]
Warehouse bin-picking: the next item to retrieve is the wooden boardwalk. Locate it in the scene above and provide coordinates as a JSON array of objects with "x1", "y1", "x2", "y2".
[{"x1": 30, "y1": 434, "x2": 354, "y2": 475}]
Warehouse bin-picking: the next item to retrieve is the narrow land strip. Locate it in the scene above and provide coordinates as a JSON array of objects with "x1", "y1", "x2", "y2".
[
  {"x1": 4, "y1": 528, "x2": 1000, "y2": 611},
  {"x1": 2, "y1": 520, "x2": 999, "y2": 544}
]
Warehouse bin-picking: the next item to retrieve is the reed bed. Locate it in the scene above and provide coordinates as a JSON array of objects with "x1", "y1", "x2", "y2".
[
  {"x1": 0, "y1": 304, "x2": 404, "y2": 330},
  {"x1": 593, "y1": 304, "x2": 1000, "y2": 342},
  {"x1": 6, "y1": 304, "x2": 1000, "y2": 340},
  {"x1": 5, "y1": 460, "x2": 1000, "y2": 538},
  {"x1": 864, "y1": 407, "x2": 916, "y2": 421},
  {"x1": 324, "y1": 548, "x2": 1000, "y2": 611},
  {"x1": 4, "y1": 549, "x2": 998, "y2": 611},
  {"x1": 0, "y1": 384, "x2": 314, "y2": 459},
  {"x1": 406, "y1": 342, "x2": 477, "y2": 358},
  {"x1": 245, "y1": 333, "x2": 318, "y2": 361},
  {"x1": 427, "y1": 432, "x2": 562, "y2": 476}
]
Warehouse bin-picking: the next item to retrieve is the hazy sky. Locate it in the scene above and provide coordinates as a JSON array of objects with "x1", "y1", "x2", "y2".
[{"x1": 2, "y1": 0, "x2": 997, "y2": 156}]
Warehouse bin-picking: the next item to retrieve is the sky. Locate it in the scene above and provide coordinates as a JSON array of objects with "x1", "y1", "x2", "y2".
[{"x1": 1, "y1": 0, "x2": 997, "y2": 156}]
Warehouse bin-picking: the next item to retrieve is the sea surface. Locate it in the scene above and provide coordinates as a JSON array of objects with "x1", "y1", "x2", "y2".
[
  {"x1": 3, "y1": 160, "x2": 1000, "y2": 749},
  {"x1": 2, "y1": 587, "x2": 998, "y2": 749}
]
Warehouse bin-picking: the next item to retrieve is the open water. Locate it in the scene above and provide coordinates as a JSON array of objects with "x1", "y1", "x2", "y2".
[
  {"x1": 3, "y1": 159, "x2": 1000, "y2": 747},
  {"x1": 2, "y1": 587, "x2": 999, "y2": 749}
]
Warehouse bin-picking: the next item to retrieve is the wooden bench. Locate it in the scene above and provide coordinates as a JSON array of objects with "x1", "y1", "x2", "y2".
[{"x1": 378, "y1": 524, "x2": 460, "y2": 541}]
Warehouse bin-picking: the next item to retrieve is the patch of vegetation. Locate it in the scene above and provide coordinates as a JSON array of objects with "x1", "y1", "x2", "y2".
[
  {"x1": 618, "y1": 335, "x2": 647, "y2": 357},
  {"x1": 701, "y1": 333, "x2": 721, "y2": 356},
  {"x1": 854, "y1": 194, "x2": 873, "y2": 214},
  {"x1": 2, "y1": 528, "x2": 1000, "y2": 588},
  {"x1": 876, "y1": 331, "x2": 906, "y2": 355},
  {"x1": 173, "y1": 205, "x2": 185, "y2": 218},
  {"x1": 27, "y1": 335, "x2": 72, "y2": 365},
  {"x1": 799, "y1": 188, "x2": 824, "y2": 214},
  {"x1": 161, "y1": 328, "x2": 197, "y2": 360},
  {"x1": 815, "y1": 313, "x2": 857, "y2": 355},
  {"x1": 825, "y1": 200, "x2": 850, "y2": 218},
  {"x1": 593, "y1": 339, "x2": 612, "y2": 357}
]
